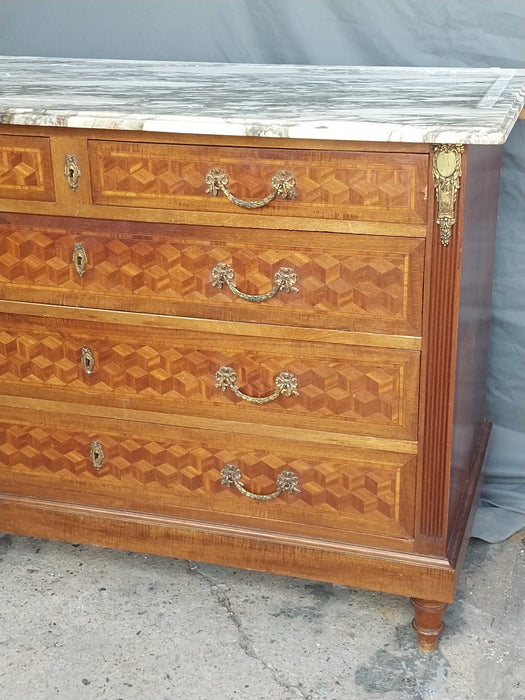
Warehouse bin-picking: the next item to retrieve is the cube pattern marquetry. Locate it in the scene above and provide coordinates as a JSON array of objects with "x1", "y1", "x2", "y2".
[
  {"x1": 0, "y1": 422, "x2": 409, "y2": 531},
  {"x1": 0, "y1": 326, "x2": 413, "y2": 430},
  {"x1": 0, "y1": 221, "x2": 423, "y2": 333},
  {"x1": 89, "y1": 142, "x2": 428, "y2": 223},
  {"x1": 0, "y1": 137, "x2": 55, "y2": 201}
]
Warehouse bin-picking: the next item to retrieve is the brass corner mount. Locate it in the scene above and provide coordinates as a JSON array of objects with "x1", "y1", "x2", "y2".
[{"x1": 432, "y1": 144, "x2": 464, "y2": 246}]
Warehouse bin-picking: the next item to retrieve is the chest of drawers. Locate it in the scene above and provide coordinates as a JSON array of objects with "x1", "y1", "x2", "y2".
[{"x1": 1, "y1": 58, "x2": 524, "y2": 652}]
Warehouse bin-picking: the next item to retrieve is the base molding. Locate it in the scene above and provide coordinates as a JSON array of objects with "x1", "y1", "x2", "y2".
[{"x1": 0, "y1": 491, "x2": 457, "y2": 601}]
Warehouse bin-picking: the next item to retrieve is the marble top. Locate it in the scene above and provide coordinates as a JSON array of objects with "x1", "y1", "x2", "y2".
[{"x1": 1, "y1": 56, "x2": 525, "y2": 144}]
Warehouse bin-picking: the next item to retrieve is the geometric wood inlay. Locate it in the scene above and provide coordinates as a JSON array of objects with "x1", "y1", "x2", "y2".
[
  {"x1": 89, "y1": 141, "x2": 428, "y2": 224},
  {"x1": 0, "y1": 322, "x2": 419, "y2": 434},
  {"x1": 0, "y1": 136, "x2": 55, "y2": 201},
  {"x1": 0, "y1": 420, "x2": 415, "y2": 538},
  {"x1": 0, "y1": 218, "x2": 424, "y2": 334}
]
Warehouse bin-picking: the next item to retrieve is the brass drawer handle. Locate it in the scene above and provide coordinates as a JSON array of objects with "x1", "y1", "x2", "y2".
[
  {"x1": 64, "y1": 154, "x2": 81, "y2": 191},
  {"x1": 205, "y1": 168, "x2": 296, "y2": 209},
  {"x1": 73, "y1": 242, "x2": 88, "y2": 277},
  {"x1": 90, "y1": 441, "x2": 104, "y2": 470},
  {"x1": 221, "y1": 464, "x2": 300, "y2": 501},
  {"x1": 215, "y1": 366, "x2": 299, "y2": 405},
  {"x1": 80, "y1": 346, "x2": 95, "y2": 375},
  {"x1": 211, "y1": 263, "x2": 298, "y2": 302}
]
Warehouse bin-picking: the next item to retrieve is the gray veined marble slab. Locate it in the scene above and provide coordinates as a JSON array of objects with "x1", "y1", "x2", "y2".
[{"x1": 1, "y1": 56, "x2": 525, "y2": 143}]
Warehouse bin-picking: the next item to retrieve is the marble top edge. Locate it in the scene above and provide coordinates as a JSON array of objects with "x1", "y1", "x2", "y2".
[
  {"x1": 1, "y1": 55, "x2": 522, "y2": 71},
  {"x1": 1, "y1": 55, "x2": 525, "y2": 144}
]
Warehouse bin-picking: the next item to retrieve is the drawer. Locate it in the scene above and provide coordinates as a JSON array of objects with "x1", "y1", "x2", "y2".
[
  {"x1": 0, "y1": 413, "x2": 416, "y2": 542},
  {"x1": 0, "y1": 313, "x2": 420, "y2": 441},
  {"x1": 88, "y1": 140, "x2": 429, "y2": 225},
  {"x1": 0, "y1": 135, "x2": 55, "y2": 202},
  {"x1": 0, "y1": 214, "x2": 425, "y2": 335}
]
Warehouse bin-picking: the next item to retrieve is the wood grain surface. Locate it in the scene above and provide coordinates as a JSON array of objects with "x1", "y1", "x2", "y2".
[
  {"x1": 0, "y1": 311, "x2": 420, "y2": 441},
  {"x1": 0, "y1": 213, "x2": 425, "y2": 335},
  {"x1": 0, "y1": 135, "x2": 55, "y2": 202},
  {"x1": 0, "y1": 408, "x2": 417, "y2": 544},
  {"x1": 89, "y1": 140, "x2": 429, "y2": 224},
  {"x1": 0, "y1": 123, "x2": 500, "y2": 630}
]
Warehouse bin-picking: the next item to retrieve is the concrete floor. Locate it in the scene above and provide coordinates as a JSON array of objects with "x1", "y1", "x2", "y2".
[{"x1": 0, "y1": 531, "x2": 523, "y2": 700}]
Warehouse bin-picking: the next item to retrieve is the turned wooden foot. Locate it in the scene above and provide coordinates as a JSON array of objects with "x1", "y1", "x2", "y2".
[{"x1": 410, "y1": 598, "x2": 448, "y2": 653}]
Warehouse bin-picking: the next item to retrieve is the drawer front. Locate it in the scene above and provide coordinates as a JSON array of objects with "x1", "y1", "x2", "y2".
[
  {"x1": 0, "y1": 136, "x2": 55, "y2": 202},
  {"x1": 89, "y1": 140, "x2": 429, "y2": 225},
  {"x1": 0, "y1": 416, "x2": 416, "y2": 541},
  {"x1": 0, "y1": 314, "x2": 420, "y2": 440},
  {"x1": 0, "y1": 215, "x2": 424, "y2": 335}
]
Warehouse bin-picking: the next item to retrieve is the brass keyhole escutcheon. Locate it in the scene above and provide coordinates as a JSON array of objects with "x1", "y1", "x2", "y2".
[
  {"x1": 80, "y1": 346, "x2": 95, "y2": 375},
  {"x1": 64, "y1": 154, "x2": 81, "y2": 191},
  {"x1": 90, "y1": 441, "x2": 104, "y2": 470},
  {"x1": 73, "y1": 242, "x2": 88, "y2": 277}
]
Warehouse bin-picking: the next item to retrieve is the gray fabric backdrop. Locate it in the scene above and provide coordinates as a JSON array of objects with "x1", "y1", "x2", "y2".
[{"x1": 1, "y1": 0, "x2": 524, "y2": 541}]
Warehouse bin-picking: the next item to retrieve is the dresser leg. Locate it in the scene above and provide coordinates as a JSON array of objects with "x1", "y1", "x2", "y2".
[{"x1": 410, "y1": 598, "x2": 447, "y2": 653}]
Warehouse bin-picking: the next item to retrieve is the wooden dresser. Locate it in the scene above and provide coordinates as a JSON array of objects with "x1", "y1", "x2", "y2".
[{"x1": 1, "y1": 58, "x2": 524, "y2": 652}]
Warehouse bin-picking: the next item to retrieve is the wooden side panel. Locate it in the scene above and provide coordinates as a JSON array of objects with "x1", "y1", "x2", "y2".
[
  {"x1": 0, "y1": 411, "x2": 416, "y2": 542},
  {"x1": 447, "y1": 145, "x2": 502, "y2": 553},
  {"x1": 0, "y1": 313, "x2": 420, "y2": 441},
  {"x1": 0, "y1": 213, "x2": 425, "y2": 335},
  {"x1": 0, "y1": 135, "x2": 55, "y2": 201},
  {"x1": 416, "y1": 145, "x2": 502, "y2": 555},
  {"x1": 89, "y1": 141, "x2": 429, "y2": 224}
]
